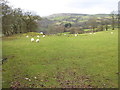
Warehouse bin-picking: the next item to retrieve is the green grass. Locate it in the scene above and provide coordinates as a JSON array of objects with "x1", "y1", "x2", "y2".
[
  {"x1": 2, "y1": 30, "x2": 118, "y2": 88},
  {"x1": 50, "y1": 16, "x2": 70, "y2": 21}
]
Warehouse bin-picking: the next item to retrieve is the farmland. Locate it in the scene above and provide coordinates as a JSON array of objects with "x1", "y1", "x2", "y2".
[{"x1": 2, "y1": 30, "x2": 118, "y2": 88}]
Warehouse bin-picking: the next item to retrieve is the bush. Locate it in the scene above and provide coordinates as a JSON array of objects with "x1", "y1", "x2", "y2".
[
  {"x1": 68, "y1": 27, "x2": 84, "y2": 34},
  {"x1": 96, "y1": 26, "x2": 104, "y2": 32},
  {"x1": 23, "y1": 32, "x2": 41, "y2": 36}
]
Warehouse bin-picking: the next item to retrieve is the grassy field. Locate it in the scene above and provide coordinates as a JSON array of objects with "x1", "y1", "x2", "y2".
[{"x1": 2, "y1": 30, "x2": 118, "y2": 88}]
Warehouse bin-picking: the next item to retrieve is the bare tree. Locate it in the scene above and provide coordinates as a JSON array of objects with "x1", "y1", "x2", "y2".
[
  {"x1": 87, "y1": 17, "x2": 97, "y2": 32},
  {"x1": 111, "y1": 11, "x2": 118, "y2": 30},
  {"x1": 22, "y1": 12, "x2": 41, "y2": 32}
]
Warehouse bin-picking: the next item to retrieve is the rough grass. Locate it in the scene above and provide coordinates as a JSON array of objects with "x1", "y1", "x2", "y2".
[{"x1": 2, "y1": 30, "x2": 118, "y2": 88}]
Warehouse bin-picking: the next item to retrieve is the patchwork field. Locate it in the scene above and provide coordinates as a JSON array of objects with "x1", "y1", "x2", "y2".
[{"x1": 2, "y1": 30, "x2": 118, "y2": 88}]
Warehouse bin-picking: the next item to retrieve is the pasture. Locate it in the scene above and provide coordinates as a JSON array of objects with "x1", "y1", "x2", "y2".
[{"x1": 2, "y1": 30, "x2": 118, "y2": 88}]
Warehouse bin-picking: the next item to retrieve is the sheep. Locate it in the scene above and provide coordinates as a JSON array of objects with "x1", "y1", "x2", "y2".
[
  {"x1": 93, "y1": 33, "x2": 96, "y2": 34},
  {"x1": 28, "y1": 79, "x2": 31, "y2": 81},
  {"x1": 37, "y1": 35, "x2": 40, "y2": 38},
  {"x1": 43, "y1": 35, "x2": 45, "y2": 37},
  {"x1": 75, "y1": 34, "x2": 78, "y2": 37},
  {"x1": 40, "y1": 32, "x2": 43, "y2": 34},
  {"x1": 89, "y1": 33, "x2": 92, "y2": 34},
  {"x1": 111, "y1": 32, "x2": 113, "y2": 34},
  {"x1": 26, "y1": 35, "x2": 29, "y2": 38},
  {"x1": 25, "y1": 78, "x2": 29, "y2": 80},
  {"x1": 31, "y1": 38, "x2": 34, "y2": 42},
  {"x1": 64, "y1": 34, "x2": 66, "y2": 35},
  {"x1": 34, "y1": 77, "x2": 37, "y2": 79},
  {"x1": 36, "y1": 39, "x2": 40, "y2": 43}
]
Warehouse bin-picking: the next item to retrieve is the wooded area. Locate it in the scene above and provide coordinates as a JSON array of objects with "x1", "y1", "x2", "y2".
[{"x1": 1, "y1": 0, "x2": 41, "y2": 36}]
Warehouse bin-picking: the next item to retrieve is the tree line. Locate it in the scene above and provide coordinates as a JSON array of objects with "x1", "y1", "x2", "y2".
[{"x1": 1, "y1": 0, "x2": 41, "y2": 36}]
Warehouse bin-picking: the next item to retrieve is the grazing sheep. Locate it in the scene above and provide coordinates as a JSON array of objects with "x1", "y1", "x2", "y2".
[
  {"x1": 26, "y1": 35, "x2": 29, "y2": 38},
  {"x1": 93, "y1": 33, "x2": 96, "y2": 34},
  {"x1": 89, "y1": 33, "x2": 92, "y2": 34},
  {"x1": 75, "y1": 34, "x2": 77, "y2": 37},
  {"x1": 64, "y1": 34, "x2": 66, "y2": 35},
  {"x1": 36, "y1": 39, "x2": 40, "y2": 43},
  {"x1": 31, "y1": 38, "x2": 34, "y2": 42},
  {"x1": 40, "y1": 32, "x2": 43, "y2": 34},
  {"x1": 25, "y1": 78, "x2": 29, "y2": 80},
  {"x1": 43, "y1": 35, "x2": 45, "y2": 37},
  {"x1": 34, "y1": 77, "x2": 37, "y2": 79},
  {"x1": 37, "y1": 35, "x2": 40, "y2": 38},
  {"x1": 111, "y1": 32, "x2": 113, "y2": 34}
]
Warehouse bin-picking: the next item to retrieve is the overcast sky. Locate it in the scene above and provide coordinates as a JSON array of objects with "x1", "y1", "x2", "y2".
[{"x1": 7, "y1": 0, "x2": 119, "y2": 17}]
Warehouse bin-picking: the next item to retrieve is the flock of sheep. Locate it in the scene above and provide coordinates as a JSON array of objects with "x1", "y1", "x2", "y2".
[
  {"x1": 26, "y1": 32, "x2": 45, "y2": 43},
  {"x1": 26, "y1": 31, "x2": 114, "y2": 43}
]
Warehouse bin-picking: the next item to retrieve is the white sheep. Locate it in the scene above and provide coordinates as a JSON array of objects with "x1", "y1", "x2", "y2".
[
  {"x1": 93, "y1": 33, "x2": 96, "y2": 34},
  {"x1": 111, "y1": 32, "x2": 113, "y2": 34},
  {"x1": 25, "y1": 78, "x2": 29, "y2": 80},
  {"x1": 36, "y1": 39, "x2": 40, "y2": 43},
  {"x1": 89, "y1": 33, "x2": 92, "y2": 34},
  {"x1": 64, "y1": 34, "x2": 66, "y2": 35},
  {"x1": 34, "y1": 77, "x2": 37, "y2": 79},
  {"x1": 40, "y1": 32, "x2": 43, "y2": 34},
  {"x1": 37, "y1": 35, "x2": 40, "y2": 38},
  {"x1": 31, "y1": 38, "x2": 34, "y2": 42},
  {"x1": 43, "y1": 35, "x2": 45, "y2": 37},
  {"x1": 75, "y1": 34, "x2": 77, "y2": 37},
  {"x1": 26, "y1": 35, "x2": 29, "y2": 38},
  {"x1": 28, "y1": 79, "x2": 31, "y2": 81}
]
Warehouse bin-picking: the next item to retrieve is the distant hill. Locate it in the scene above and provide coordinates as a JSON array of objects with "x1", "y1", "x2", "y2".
[
  {"x1": 37, "y1": 13, "x2": 114, "y2": 33},
  {"x1": 41, "y1": 13, "x2": 111, "y2": 25},
  {"x1": 45, "y1": 13, "x2": 89, "y2": 19},
  {"x1": 38, "y1": 13, "x2": 111, "y2": 32},
  {"x1": 44, "y1": 13, "x2": 110, "y2": 19}
]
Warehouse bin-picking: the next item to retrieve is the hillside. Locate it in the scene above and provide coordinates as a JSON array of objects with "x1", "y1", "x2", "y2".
[
  {"x1": 37, "y1": 13, "x2": 113, "y2": 33},
  {"x1": 45, "y1": 13, "x2": 110, "y2": 19},
  {"x1": 41, "y1": 13, "x2": 111, "y2": 25},
  {"x1": 45, "y1": 13, "x2": 89, "y2": 19}
]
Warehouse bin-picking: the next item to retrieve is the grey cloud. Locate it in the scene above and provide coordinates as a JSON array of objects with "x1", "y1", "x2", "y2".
[{"x1": 67, "y1": 0, "x2": 118, "y2": 10}]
